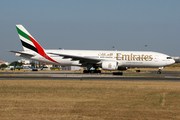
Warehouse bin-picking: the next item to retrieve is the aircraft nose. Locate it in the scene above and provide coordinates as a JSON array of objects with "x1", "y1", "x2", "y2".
[
  {"x1": 173, "y1": 59, "x2": 175, "y2": 64},
  {"x1": 171, "y1": 59, "x2": 175, "y2": 64}
]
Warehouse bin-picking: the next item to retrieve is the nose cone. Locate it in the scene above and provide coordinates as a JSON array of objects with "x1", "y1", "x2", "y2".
[{"x1": 171, "y1": 59, "x2": 175, "y2": 65}]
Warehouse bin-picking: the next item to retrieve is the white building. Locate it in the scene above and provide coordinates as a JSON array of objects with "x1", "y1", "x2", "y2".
[
  {"x1": 62, "y1": 66, "x2": 82, "y2": 70},
  {"x1": 172, "y1": 57, "x2": 180, "y2": 63},
  {"x1": 18, "y1": 59, "x2": 30, "y2": 64},
  {"x1": 0, "y1": 60, "x2": 9, "y2": 66}
]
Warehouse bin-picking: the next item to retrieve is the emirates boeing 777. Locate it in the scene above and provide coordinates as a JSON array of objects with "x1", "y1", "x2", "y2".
[{"x1": 9, "y1": 25, "x2": 175, "y2": 74}]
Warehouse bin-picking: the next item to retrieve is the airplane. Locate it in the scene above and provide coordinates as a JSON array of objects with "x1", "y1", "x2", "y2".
[{"x1": 9, "y1": 25, "x2": 175, "y2": 74}]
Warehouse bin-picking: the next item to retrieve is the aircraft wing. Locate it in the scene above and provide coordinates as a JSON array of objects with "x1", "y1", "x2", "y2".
[
  {"x1": 48, "y1": 52, "x2": 101, "y2": 64},
  {"x1": 8, "y1": 50, "x2": 35, "y2": 57}
]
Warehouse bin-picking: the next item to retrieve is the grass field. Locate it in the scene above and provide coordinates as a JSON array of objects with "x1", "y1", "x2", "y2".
[{"x1": 0, "y1": 80, "x2": 180, "y2": 120}]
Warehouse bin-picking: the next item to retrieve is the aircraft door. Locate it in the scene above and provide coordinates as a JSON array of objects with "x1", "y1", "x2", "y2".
[{"x1": 154, "y1": 55, "x2": 159, "y2": 62}]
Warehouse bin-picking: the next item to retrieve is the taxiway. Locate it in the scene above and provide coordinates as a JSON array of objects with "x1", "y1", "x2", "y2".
[{"x1": 0, "y1": 71, "x2": 180, "y2": 81}]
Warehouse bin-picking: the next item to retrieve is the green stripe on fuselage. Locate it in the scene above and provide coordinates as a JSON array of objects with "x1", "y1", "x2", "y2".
[{"x1": 16, "y1": 26, "x2": 31, "y2": 42}]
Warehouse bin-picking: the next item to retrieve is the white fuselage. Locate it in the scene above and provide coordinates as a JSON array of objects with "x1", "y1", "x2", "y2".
[
  {"x1": 24, "y1": 49, "x2": 175, "y2": 68},
  {"x1": 13, "y1": 25, "x2": 175, "y2": 70}
]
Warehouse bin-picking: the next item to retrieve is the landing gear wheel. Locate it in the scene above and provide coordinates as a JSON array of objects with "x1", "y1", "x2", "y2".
[
  {"x1": 83, "y1": 67, "x2": 101, "y2": 74},
  {"x1": 157, "y1": 70, "x2": 161, "y2": 74},
  {"x1": 94, "y1": 70, "x2": 101, "y2": 73},
  {"x1": 113, "y1": 72, "x2": 123, "y2": 75},
  {"x1": 157, "y1": 71, "x2": 161, "y2": 74},
  {"x1": 83, "y1": 70, "x2": 88, "y2": 73}
]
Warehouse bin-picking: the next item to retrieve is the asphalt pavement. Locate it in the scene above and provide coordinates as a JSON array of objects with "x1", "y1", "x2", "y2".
[{"x1": 0, "y1": 70, "x2": 180, "y2": 81}]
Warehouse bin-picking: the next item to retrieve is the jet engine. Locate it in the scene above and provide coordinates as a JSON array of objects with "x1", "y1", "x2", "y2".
[{"x1": 102, "y1": 61, "x2": 118, "y2": 70}]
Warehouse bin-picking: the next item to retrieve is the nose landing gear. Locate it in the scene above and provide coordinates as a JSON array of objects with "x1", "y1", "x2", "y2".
[
  {"x1": 157, "y1": 69, "x2": 161, "y2": 74},
  {"x1": 157, "y1": 67, "x2": 163, "y2": 74}
]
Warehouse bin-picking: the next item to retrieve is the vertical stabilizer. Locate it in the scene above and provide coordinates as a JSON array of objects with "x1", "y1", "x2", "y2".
[
  {"x1": 16, "y1": 25, "x2": 42, "y2": 52},
  {"x1": 15, "y1": 25, "x2": 59, "y2": 64}
]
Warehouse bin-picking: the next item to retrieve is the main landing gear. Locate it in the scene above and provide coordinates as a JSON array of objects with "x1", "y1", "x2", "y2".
[{"x1": 83, "y1": 66, "x2": 101, "y2": 74}]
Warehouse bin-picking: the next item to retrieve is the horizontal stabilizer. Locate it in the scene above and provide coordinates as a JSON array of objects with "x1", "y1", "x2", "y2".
[{"x1": 8, "y1": 50, "x2": 35, "y2": 57}]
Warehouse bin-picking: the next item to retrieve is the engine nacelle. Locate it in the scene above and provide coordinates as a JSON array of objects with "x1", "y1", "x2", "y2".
[{"x1": 102, "y1": 61, "x2": 118, "y2": 70}]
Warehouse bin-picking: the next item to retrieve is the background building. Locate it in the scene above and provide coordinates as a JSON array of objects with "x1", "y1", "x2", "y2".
[{"x1": 0, "y1": 60, "x2": 9, "y2": 66}]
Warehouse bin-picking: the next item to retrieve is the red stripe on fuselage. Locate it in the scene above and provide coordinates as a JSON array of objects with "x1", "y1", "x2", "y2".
[{"x1": 28, "y1": 35, "x2": 59, "y2": 64}]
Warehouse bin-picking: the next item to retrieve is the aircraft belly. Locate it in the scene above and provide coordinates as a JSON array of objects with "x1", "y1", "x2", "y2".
[
  {"x1": 122, "y1": 61, "x2": 165, "y2": 67},
  {"x1": 53, "y1": 57, "x2": 80, "y2": 66}
]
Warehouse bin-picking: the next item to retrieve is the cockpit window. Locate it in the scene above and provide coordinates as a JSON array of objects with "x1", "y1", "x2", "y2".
[{"x1": 167, "y1": 57, "x2": 172, "y2": 59}]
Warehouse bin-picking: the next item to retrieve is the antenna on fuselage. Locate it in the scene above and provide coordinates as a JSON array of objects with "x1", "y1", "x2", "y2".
[
  {"x1": 112, "y1": 46, "x2": 116, "y2": 51},
  {"x1": 59, "y1": 48, "x2": 64, "y2": 50},
  {"x1": 144, "y1": 45, "x2": 147, "y2": 51}
]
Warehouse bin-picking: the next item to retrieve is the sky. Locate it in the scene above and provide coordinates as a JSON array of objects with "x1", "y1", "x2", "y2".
[{"x1": 0, "y1": 0, "x2": 180, "y2": 63}]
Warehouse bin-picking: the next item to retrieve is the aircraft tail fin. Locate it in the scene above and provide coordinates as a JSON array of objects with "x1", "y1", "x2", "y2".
[
  {"x1": 16, "y1": 25, "x2": 44, "y2": 53},
  {"x1": 15, "y1": 25, "x2": 59, "y2": 64}
]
